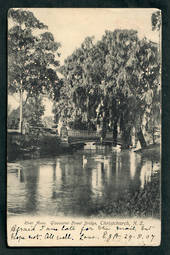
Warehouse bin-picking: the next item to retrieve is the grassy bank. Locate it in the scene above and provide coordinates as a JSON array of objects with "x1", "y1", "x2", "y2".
[
  {"x1": 135, "y1": 143, "x2": 160, "y2": 161},
  {"x1": 90, "y1": 171, "x2": 160, "y2": 218}
]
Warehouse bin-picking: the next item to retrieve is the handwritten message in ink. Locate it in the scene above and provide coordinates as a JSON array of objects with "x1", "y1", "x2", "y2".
[{"x1": 8, "y1": 217, "x2": 161, "y2": 246}]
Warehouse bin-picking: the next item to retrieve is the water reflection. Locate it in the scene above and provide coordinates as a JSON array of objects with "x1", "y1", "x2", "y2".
[{"x1": 7, "y1": 145, "x2": 160, "y2": 217}]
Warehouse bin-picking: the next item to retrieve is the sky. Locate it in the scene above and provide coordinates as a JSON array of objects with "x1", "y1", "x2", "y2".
[
  {"x1": 8, "y1": 8, "x2": 160, "y2": 116},
  {"x1": 31, "y1": 8, "x2": 160, "y2": 64}
]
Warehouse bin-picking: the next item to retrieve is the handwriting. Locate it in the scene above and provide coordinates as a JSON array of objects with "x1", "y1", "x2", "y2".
[{"x1": 8, "y1": 218, "x2": 160, "y2": 246}]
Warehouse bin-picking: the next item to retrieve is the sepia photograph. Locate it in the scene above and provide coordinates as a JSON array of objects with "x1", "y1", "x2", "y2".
[{"x1": 7, "y1": 8, "x2": 161, "y2": 246}]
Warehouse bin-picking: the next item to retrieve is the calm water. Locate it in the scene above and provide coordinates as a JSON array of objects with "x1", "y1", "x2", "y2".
[{"x1": 7, "y1": 144, "x2": 160, "y2": 217}]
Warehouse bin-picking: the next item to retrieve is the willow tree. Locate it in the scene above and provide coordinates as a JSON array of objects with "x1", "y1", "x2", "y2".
[
  {"x1": 123, "y1": 37, "x2": 160, "y2": 147},
  {"x1": 97, "y1": 30, "x2": 138, "y2": 145},
  {"x1": 8, "y1": 9, "x2": 61, "y2": 133},
  {"x1": 56, "y1": 29, "x2": 160, "y2": 148},
  {"x1": 58, "y1": 36, "x2": 107, "y2": 130},
  {"x1": 99, "y1": 30, "x2": 160, "y2": 148}
]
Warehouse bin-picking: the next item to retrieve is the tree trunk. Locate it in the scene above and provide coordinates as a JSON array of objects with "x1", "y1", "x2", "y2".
[
  {"x1": 152, "y1": 127, "x2": 155, "y2": 144},
  {"x1": 19, "y1": 88, "x2": 23, "y2": 134},
  {"x1": 137, "y1": 127, "x2": 147, "y2": 148},
  {"x1": 119, "y1": 114, "x2": 131, "y2": 149},
  {"x1": 112, "y1": 120, "x2": 118, "y2": 146},
  {"x1": 121, "y1": 126, "x2": 132, "y2": 149},
  {"x1": 101, "y1": 118, "x2": 107, "y2": 143}
]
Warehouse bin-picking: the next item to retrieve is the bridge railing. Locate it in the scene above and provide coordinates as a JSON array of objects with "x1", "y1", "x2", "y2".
[
  {"x1": 68, "y1": 130, "x2": 113, "y2": 139},
  {"x1": 8, "y1": 128, "x2": 115, "y2": 140}
]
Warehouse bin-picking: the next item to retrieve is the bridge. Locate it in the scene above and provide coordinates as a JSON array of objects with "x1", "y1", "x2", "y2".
[
  {"x1": 67, "y1": 130, "x2": 122, "y2": 146},
  {"x1": 7, "y1": 128, "x2": 123, "y2": 148}
]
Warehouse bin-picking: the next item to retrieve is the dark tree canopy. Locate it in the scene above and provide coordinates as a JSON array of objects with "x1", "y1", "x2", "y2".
[
  {"x1": 8, "y1": 9, "x2": 62, "y2": 99},
  {"x1": 8, "y1": 9, "x2": 48, "y2": 29},
  {"x1": 151, "y1": 10, "x2": 161, "y2": 31},
  {"x1": 54, "y1": 29, "x2": 160, "y2": 147}
]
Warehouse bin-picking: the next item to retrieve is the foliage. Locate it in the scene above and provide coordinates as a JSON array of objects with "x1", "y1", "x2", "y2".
[
  {"x1": 8, "y1": 8, "x2": 62, "y2": 104},
  {"x1": 55, "y1": 29, "x2": 160, "y2": 148},
  {"x1": 8, "y1": 9, "x2": 160, "y2": 148},
  {"x1": 42, "y1": 116, "x2": 55, "y2": 128},
  {"x1": 23, "y1": 96, "x2": 45, "y2": 126},
  {"x1": 90, "y1": 170, "x2": 160, "y2": 218},
  {"x1": 8, "y1": 108, "x2": 19, "y2": 129},
  {"x1": 8, "y1": 95, "x2": 45, "y2": 129},
  {"x1": 151, "y1": 10, "x2": 161, "y2": 31}
]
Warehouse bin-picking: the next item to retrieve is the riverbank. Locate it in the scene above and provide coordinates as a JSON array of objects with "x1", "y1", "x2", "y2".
[
  {"x1": 134, "y1": 143, "x2": 160, "y2": 161},
  {"x1": 7, "y1": 132, "x2": 84, "y2": 162},
  {"x1": 90, "y1": 170, "x2": 160, "y2": 218}
]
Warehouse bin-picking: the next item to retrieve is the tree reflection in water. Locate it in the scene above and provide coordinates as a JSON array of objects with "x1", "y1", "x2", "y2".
[{"x1": 7, "y1": 145, "x2": 160, "y2": 217}]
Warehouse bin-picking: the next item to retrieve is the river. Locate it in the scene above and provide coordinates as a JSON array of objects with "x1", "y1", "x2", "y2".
[{"x1": 7, "y1": 143, "x2": 160, "y2": 218}]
